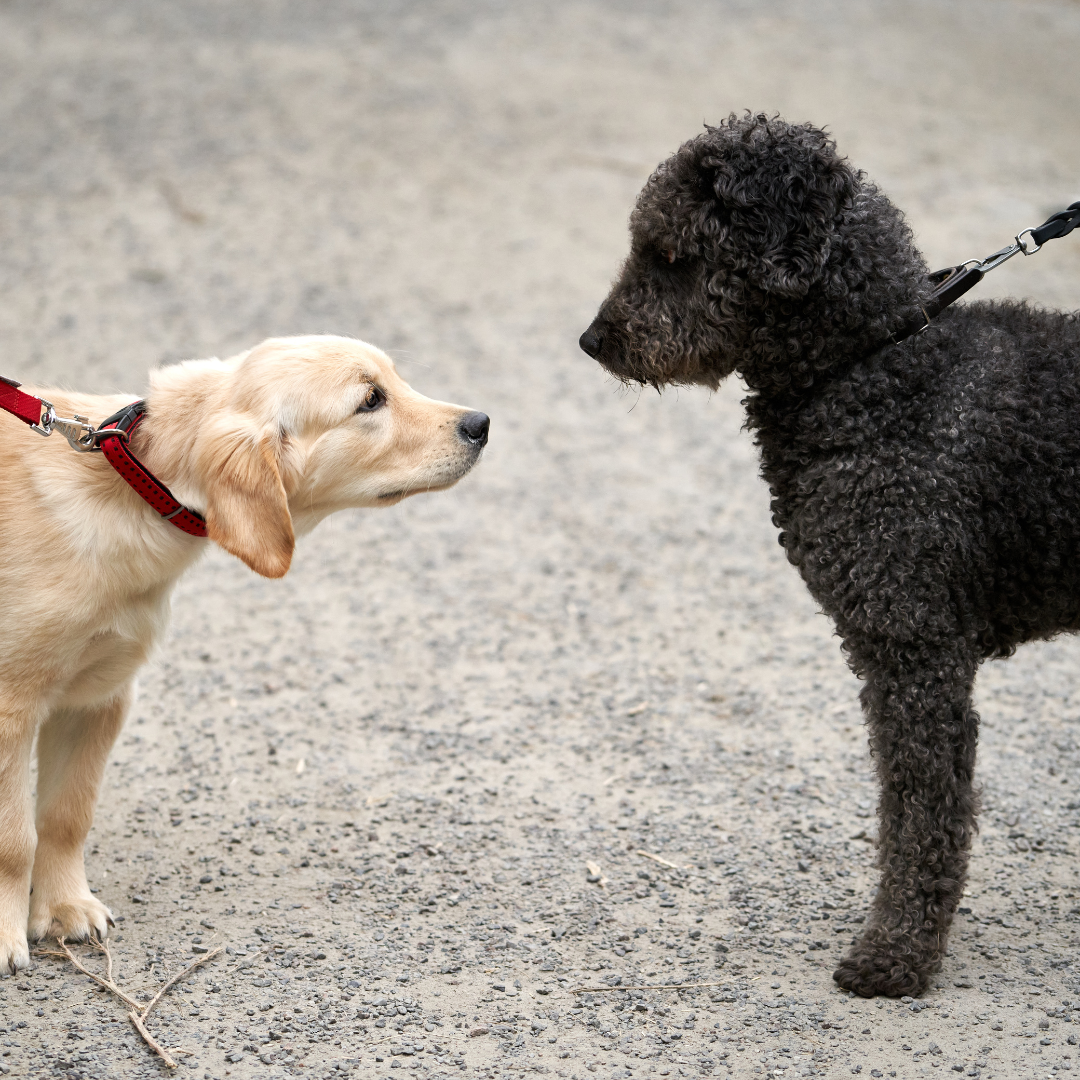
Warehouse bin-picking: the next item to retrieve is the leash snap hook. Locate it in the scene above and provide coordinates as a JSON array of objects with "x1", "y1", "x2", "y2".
[
  {"x1": 29, "y1": 399, "x2": 132, "y2": 452},
  {"x1": 29, "y1": 397, "x2": 100, "y2": 450},
  {"x1": 51, "y1": 413, "x2": 103, "y2": 452}
]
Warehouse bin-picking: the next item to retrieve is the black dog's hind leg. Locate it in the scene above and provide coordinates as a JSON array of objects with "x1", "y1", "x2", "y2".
[{"x1": 834, "y1": 644, "x2": 979, "y2": 997}]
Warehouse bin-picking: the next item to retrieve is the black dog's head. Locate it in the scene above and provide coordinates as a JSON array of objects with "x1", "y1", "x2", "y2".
[{"x1": 580, "y1": 114, "x2": 926, "y2": 391}]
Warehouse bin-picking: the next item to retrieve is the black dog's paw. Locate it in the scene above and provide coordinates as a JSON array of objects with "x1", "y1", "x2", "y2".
[{"x1": 832, "y1": 947, "x2": 929, "y2": 999}]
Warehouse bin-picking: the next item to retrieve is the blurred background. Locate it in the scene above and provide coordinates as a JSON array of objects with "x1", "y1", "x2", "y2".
[
  {"x1": 3, "y1": 0, "x2": 1079, "y2": 387},
  {"x1": 2, "y1": 2, "x2": 1080, "y2": 1078}
]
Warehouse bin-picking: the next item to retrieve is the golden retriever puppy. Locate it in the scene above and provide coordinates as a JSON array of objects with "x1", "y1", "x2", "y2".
[{"x1": 0, "y1": 334, "x2": 488, "y2": 973}]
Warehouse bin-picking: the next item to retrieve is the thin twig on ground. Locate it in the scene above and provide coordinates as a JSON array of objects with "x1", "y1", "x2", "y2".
[
  {"x1": 635, "y1": 849, "x2": 686, "y2": 871},
  {"x1": 128, "y1": 1010, "x2": 178, "y2": 1069},
  {"x1": 142, "y1": 947, "x2": 222, "y2": 1021},
  {"x1": 217, "y1": 943, "x2": 271, "y2": 979},
  {"x1": 36, "y1": 939, "x2": 142, "y2": 1011},
  {"x1": 34, "y1": 937, "x2": 221, "y2": 1069}
]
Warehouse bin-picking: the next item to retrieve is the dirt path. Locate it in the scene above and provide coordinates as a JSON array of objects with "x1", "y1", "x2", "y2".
[{"x1": 2, "y1": 2, "x2": 1080, "y2": 1078}]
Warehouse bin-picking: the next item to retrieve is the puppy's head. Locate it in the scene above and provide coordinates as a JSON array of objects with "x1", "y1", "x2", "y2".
[
  {"x1": 580, "y1": 114, "x2": 911, "y2": 390},
  {"x1": 154, "y1": 336, "x2": 488, "y2": 579}
]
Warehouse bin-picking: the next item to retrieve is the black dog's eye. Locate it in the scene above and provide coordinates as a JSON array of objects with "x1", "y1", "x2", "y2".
[{"x1": 357, "y1": 385, "x2": 386, "y2": 412}]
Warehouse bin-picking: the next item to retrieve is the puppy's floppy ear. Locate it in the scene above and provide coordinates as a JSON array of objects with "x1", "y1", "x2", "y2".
[{"x1": 199, "y1": 419, "x2": 294, "y2": 579}]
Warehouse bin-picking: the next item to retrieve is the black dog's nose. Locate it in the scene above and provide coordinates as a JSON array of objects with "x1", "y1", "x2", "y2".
[
  {"x1": 458, "y1": 411, "x2": 489, "y2": 447},
  {"x1": 579, "y1": 322, "x2": 604, "y2": 358}
]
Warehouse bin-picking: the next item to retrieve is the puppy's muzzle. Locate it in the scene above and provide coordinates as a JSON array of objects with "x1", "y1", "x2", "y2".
[
  {"x1": 458, "y1": 411, "x2": 490, "y2": 448},
  {"x1": 578, "y1": 321, "x2": 605, "y2": 358}
]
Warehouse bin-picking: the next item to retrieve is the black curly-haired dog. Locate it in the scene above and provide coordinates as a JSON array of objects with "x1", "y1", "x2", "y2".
[{"x1": 580, "y1": 112, "x2": 1080, "y2": 998}]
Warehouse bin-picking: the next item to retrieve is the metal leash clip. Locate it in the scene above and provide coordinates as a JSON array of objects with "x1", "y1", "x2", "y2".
[
  {"x1": 31, "y1": 399, "x2": 127, "y2": 452},
  {"x1": 965, "y1": 201, "x2": 1080, "y2": 275},
  {"x1": 968, "y1": 236, "x2": 1029, "y2": 275}
]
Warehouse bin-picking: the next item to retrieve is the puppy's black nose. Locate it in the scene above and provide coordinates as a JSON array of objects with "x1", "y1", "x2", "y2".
[
  {"x1": 579, "y1": 322, "x2": 604, "y2": 358},
  {"x1": 458, "y1": 411, "x2": 489, "y2": 447}
]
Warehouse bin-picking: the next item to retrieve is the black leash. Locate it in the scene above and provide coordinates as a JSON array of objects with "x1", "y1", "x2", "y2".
[{"x1": 890, "y1": 200, "x2": 1080, "y2": 345}]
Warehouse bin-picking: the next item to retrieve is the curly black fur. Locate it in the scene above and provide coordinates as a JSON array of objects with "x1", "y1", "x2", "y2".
[{"x1": 581, "y1": 113, "x2": 1080, "y2": 998}]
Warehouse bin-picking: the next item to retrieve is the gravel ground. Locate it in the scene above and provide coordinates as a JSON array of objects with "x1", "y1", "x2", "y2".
[{"x1": 3, "y1": 2, "x2": 1080, "y2": 1079}]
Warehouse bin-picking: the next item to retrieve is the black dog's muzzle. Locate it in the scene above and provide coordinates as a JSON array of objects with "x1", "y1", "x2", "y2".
[{"x1": 578, "y1": 321, "x2": 605, "y2": 358}]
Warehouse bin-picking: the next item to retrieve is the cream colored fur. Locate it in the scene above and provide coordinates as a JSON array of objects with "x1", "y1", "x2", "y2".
[{"x1": 0, "y1": 335, "x2": 486, "y2": 972}]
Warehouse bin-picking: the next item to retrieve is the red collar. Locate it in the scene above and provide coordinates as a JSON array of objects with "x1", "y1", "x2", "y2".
[{"x1": 0, "y1": 377, "x2": 207, "y2": 538}]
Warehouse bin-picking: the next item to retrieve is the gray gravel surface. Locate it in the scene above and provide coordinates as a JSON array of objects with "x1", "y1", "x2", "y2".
[{"x1": 3, "y1": 2, "x2": 1080, "y2": 1079}]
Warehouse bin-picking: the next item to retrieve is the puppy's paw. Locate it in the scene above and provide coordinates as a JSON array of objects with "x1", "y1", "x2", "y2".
[
  {"x1": 28, "y1": 894, "x2": 113, "y2": 945},
  {"x1": 0, "y1": 930, "x2": 30, "y2": 975},
  {"x1": 833, "y1": 948, "x2": 928, "y2": 998}
]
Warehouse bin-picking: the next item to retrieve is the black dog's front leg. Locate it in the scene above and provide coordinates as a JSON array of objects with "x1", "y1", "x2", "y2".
[{"x1": 833, "y1": 648, "x2": 979, "y2": 997}]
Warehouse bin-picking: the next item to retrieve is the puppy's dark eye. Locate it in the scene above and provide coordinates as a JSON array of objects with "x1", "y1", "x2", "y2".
[{"x1": 357, "y1": 385, "x2": 386, "y2": 412}]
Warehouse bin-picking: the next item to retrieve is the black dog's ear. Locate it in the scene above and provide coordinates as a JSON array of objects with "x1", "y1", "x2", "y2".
[{"x1": 704, "y1": 123, "x2": 858, "y2": 300}]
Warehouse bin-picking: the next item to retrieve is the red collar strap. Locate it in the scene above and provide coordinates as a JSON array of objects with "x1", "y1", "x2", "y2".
[
  {"x1": 94, "y1": 401, "x2": 208, "y2": 537},
  {"x1": 0, "y1": 377, "x2": 207, "y2": 538}
]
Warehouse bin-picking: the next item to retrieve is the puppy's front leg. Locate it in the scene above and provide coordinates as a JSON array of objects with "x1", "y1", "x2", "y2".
[
  {"x1": 28, "y1": 689, "x2": 129, "y2": 944},
  {"x1": 0, "y1": 710, "x2": 37, "y2": 973},
  {"x1": 833, "y1": 648, "x2": 979, "y2": 998}
]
